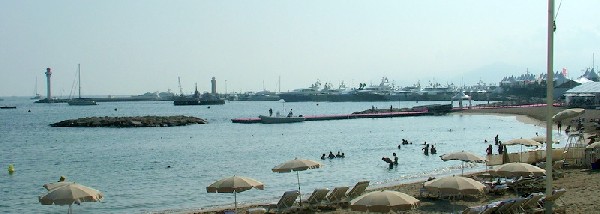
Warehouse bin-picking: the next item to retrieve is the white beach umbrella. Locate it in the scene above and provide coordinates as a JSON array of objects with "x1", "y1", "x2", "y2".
[
  {"x1": 43, "y1": 182, "x2": 75, "y2": 191},
  {"x1": 272, "y1": 158, "x2": 323, "y2": 205},
  {"x1": 423, "y1": 175, "x2": 486, "y2": 213},
  {"x1": 552, "y1": 108, "x2": 585, "y2": 122},
  {"x1": 440, "y1": 151, "x2": 486, "y2": 175},
  {"x1": 504, "y1": 138, "x2": 542, "y2": 162},
  {"x1": 492, "y1": 162, "x2": 546, "y2": 177},
  {"x1": 586, "y1": 142, "x2": 600, "y2": 149},
  {"x1": 207, "y1": 175, "x2": 264, "y2": 211},
  {"x1": 39, "y1": 183, "x2": 103, "y2": 214},
  {"x1": 531, "y1": 136, "x2": 559, "y2": 144},
  {"x1": 424, "y1": 175, "x2": 486, "y2": 196},
  {"x1": 350, "y1": 190, "x2": 420, "y2": 212}
]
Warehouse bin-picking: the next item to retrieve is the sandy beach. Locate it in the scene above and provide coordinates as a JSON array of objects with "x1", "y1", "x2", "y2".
[{"x1": 190, "y1": 106, "x2": 600, "y2": 214}]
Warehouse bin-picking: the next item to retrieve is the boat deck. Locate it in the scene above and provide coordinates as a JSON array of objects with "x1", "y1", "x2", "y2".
[{"x1": 231, "y1": 110, "x2": 431, "y2": 124}]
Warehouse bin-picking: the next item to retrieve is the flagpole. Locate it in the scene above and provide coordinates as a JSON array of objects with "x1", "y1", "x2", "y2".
[{"x1": 545, "y1": 0, "x2": 555, "y2": 214}]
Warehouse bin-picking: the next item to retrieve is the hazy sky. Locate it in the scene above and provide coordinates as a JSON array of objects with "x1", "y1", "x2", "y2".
[{"x1": 1, "y1": 1, "x2": 599, "y2": 97}]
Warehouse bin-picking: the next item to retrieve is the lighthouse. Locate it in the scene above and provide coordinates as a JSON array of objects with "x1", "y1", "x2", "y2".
[
  {"x1": 211, "y1": 77, "x2": 217, "y2": 95},
  {"x1": 45, "y1": 68, "x2": 52, "y2": 101}
]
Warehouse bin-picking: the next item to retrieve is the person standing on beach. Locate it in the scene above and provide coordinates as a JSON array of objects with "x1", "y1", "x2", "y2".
[
  {"x1": 557, "y1": 121, "x2": 562, "y2": 132},
  {"x1": 393, "y1": 153, "x2": 398, "y2": 165},
  {"x1": 269, "y1": 108, "x2": 273, "y2": 116},
  {"x1": 494, "y1": 134, "x2": 499, "y2": 145},
  {"x1": 486, "y1": 144, "x2": 493, "y2": 155},
  {"x1": 498, "y1": 142, "x2": 504, "y2": 154}
]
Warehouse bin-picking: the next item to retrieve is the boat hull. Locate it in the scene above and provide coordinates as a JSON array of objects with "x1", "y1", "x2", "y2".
[{"x1": 258, "y1": 115, "x2": 306, "y2": 124}]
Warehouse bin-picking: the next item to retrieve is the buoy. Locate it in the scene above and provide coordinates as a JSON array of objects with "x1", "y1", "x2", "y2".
[{"x1": 8, "y1": 164, "x2": 15, "y2": 174}]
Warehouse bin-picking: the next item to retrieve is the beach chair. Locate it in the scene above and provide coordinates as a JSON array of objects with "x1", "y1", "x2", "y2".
[
  {"x1": 345, "y1": 181, "x2": 370, "y2": 200},
  {"x1": 304, "y1": 188, "x2": 329, "y2": 210},
  {"x1": 506, "y1": 198, "x2": 527, "y2": 213},
  {"x1": 526, "y1": 190, "x2": 567, "y2": 214},
  {"x1": 494, "y1": 200, "x2": 516, "y2": 214},
  {"x1": 265, "y1": 190, "x2": 300, "y2": 213},
  {"x1": 520, "y1": 194, "x2": 544, "y2": 213},
  {"x1": 479, "y1": 205, "x2": 500, "y2": 214},
  {"x1": 542, "y1": 189, "x2": 567, "y2": 206},
  {"x1": 325, "y1": 186, "x2": 349, "y2": 204}
]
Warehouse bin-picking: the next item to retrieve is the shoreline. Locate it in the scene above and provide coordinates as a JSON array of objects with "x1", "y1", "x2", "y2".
[{"x1": 178, "y1": 106, "x2": 600, "y2": 214}]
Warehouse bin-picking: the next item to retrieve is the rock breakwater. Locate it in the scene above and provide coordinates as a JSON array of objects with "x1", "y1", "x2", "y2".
[{"x1": 50, "y1": 115, "x2": 207, "y2": 127}]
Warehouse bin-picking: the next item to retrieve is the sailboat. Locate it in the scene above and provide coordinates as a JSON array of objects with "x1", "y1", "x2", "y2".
[
  {"x1": 68, "y1": 64, "x2": 97, "y2": 106},
  {"x1": 30, "y1": 77, "x2": 42, "y2": 100}
]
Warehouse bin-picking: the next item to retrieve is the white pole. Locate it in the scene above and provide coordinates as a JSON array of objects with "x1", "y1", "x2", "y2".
[
  {"x1": 545, "y1": 0, "x2": 555, "y2": 213},
  {"x1": 296, "y1": 171, "x2": 302, "y2": 206}
]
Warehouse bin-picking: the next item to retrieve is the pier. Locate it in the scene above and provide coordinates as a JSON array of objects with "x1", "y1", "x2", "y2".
[
  {"x1": 232, "y1": 104, "x2": 453, "y2": 124},
  {"x1": 232, "y1": 109, "x2": 433, "y2": 124}
]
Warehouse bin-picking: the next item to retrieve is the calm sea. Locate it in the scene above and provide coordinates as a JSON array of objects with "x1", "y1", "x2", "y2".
[{"x1": 0, "y1": 98, "x2": 565, "y2": 213}]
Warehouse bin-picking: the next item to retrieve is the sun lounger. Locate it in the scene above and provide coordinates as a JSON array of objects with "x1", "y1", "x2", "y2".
[
  {"x1": 506, "y1": 198, "x2": 527, "y2": 213},
  {"x1": 520, "y1": 194, "x2": 544, "y2": 212},
  {"x1": 345, "y1": 181, "x2": 369, "y2": 200},
  {"x1": 479, "y1": 205, "x2": 499, "y2": 214},
  {"x1": 542, "y1": 189, "x2": 567, "y2": 206},
  {"x1": 304, "y1": 188, "x2": 329, "y2": 209},
  {"x1": 494, "y1": 200, "x2": 516, "y2": 214},
  {"x1": 325, "y1": 186, "x2": 349, "y2": 204},
  {"x1": 265, "y1": 190, "x2": 300, "y2": 213}
]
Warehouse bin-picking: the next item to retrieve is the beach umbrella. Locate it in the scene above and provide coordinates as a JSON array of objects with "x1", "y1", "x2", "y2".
[
  {"x1": 350, "y1": 190, "x2": 420, "y2": 212},
  {"x1": 206, "y1": 175, "x2": 264, "y2": 211},
  {"x1": 586, "y1": 142, "x2": 600, "y2": 149},
  {"x1": 504, "y1": 138, "x2": 542, "y2": 162},
  {"x1": 43, "y1": 181, "x2": 75, "y2": 191},
  {"x1": 424, "y1": 175, "x2": 486, "y2": 213},
  {"x1": 504, "y1": 138, "x2": 542, "y2": 147},
  {"x1": 440, "y1": 151, "x2": 486, "y2": 175},
  {"x1": 552, "y1": 108, "x2": 585, "y2": 122},
  {"x1": 39, "y1": 183, "x2": 103, "y2": 214},
  {"x1": 493, "y1": 162, "x2": 546, "y2": 177},
  {"x1": 531, "y1": 136, "x2": 559, "y2": 144},
  {"x1": 272, "y1": 158, "x2": 323, "y2": 205},
  {"x1": 424, "y1": 175, "x2": 486, "y2": 196}
]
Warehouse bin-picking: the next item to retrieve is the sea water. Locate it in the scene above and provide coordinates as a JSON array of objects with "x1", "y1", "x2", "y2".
[{"x1": 0, "y1": 98, "x2": 565, "y2": 213}]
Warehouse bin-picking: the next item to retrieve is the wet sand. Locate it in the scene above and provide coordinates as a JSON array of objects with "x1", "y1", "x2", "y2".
[{"x1": 188, "y1": 106, "x2": 600, "y2": 214}]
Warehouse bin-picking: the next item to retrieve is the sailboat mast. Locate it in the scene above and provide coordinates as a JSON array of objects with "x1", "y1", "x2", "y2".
[
  {"x1": 34, "y1": 76, "x2": 38, "y2": 96},
  {"x1": 78, "y1": 64, "x2": 82, "y2": 99}
]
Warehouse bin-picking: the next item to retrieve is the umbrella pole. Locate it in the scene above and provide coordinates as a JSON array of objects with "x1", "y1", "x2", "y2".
[
  {"x1": 461, "y1": 162, "x2": 464, "y2": 175},
  {"x1": 234, "y1": 191, "x2": 237, "y2": 213},
  {"x1": 520, "y1": 145, "x2": 523, "y2": 163},
  {"x1": 68, "y1": 204, "x2": 72, "y2": 214},
  {"x1": 296, "y1": 171, "x2": 302, "y2": 206}
]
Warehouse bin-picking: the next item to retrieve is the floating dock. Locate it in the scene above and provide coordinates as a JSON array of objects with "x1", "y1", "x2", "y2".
[{"x1": 231, "y1": 110, "x2": 432, "y2": 124}]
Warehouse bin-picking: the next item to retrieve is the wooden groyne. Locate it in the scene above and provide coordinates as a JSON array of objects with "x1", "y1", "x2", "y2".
[{"x1": 51, "y1": 115, "x2": 207, "y2": 127}]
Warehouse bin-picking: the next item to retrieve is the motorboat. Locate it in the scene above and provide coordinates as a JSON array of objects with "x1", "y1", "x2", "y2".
[{"x1": 258, "y1": 115, "x2": 306, "y2": 124}]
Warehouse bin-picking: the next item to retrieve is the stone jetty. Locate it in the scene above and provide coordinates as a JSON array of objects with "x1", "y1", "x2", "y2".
[{"x1": 50, "y1": 115, "x2": 207, "y2": 127}]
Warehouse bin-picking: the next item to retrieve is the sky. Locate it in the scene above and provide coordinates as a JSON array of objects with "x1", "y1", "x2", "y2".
[{"x1": 1, "y1": 0, "x2": 599, "y2": 97}]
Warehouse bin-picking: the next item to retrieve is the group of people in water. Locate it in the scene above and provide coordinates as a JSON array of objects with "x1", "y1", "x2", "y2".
[
  {"x1": 383, "y1": 140, "x2": 439, "y2": 169},
  {"x1": 422, "y1": 142, "x2": 437, "y2": 155},
  {"x1": 381, "y1": 153, "x2": 399, "y2": 169},
  {"x1": 321, "y1": 151, "x2": 345, "y2": 160}
]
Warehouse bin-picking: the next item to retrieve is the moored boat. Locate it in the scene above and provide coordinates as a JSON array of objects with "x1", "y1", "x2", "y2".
[
  {"x1": 258, "y1": 115, "x2": 305, "y2": 124},
  {"x1": 68, "y1": 64, "x2": 97, "y2": 106}
]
